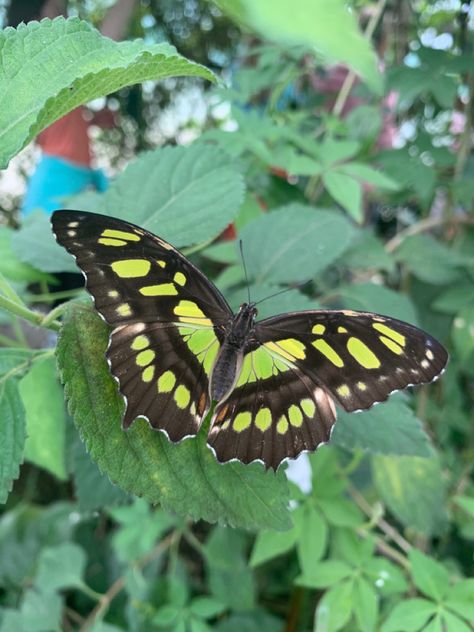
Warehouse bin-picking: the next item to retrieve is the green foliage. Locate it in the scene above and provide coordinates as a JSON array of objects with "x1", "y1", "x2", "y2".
[
  {"x1": 0, "y1": 2, "x2": 473, "y2": 631},
  {"x1": 0, "y1": 17, "x2": 215, "y2": 168}
]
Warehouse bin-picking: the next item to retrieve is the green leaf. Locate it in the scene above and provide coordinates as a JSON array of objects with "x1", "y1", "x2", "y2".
[
  {"x1": 317, "y1": 496, "x2": 364, "y2": 527},
  {"x1": 342, "y1": 232, "x2": 396, "y2": 273},
  {"x1": 34, "y1": 543, "x2": 86, "y2": 592},
  {"x1": 432, "y1": 284, "x2": 474, "y2": 314},
  {"x1": 296, "y1": 559, "x2": 352, "y2": 589},
  {"x1": 56, "y1": 303, "x2": 290, "y2": 529},
  {"x1": 0, "y1": 17, "x2": 215, "y2": 168},
  {"x1": 364, "y1": 558, "x2": 408, "y2": 596},
  {"x1": 12, "y1": 212, "x2": 81, "y2": 274},
  {"x1": 372, "y1": 455, "x2": 448, "y2": 536},
  {"x1": 110, "y1": 499, "x2": 176, "y2": 562},
  {"x1": 14, "y1": 145, "x2": 245, "y2": 273},
  {"x1": 322, "y1": 170, "x2": 363, "y2": 223},
  {"x1": 439, "y1": 610, "x2": 472, "y2": 632},
  {"x1": 0, "y1": 348, "x2": 39, "y2": 380},
  {"x1": 409, "y1": 549, "x2": 449, "y2": 601},
  {"x1": 71, "y1": 429, "x2": 129, "y2": 511},
  {"x1": 337, "y1": 283, "x2": 419, "y2": 325},
  {"x1": 204, "y1": 528, "x2": 255, "y2": 611},
  {"x1": 453, "y1": 496, "x2": 474, "y2": 519},
  {"x1": 353, "y1": 577, "x2": 378, "y2": 632},
  {"x1": 250, "y1": 521, "x2": 299, "y2": 567},
  {"x1": 394, "y1": 235, "x2": 467, "y2": 285},
  {"x1": 445, "y1": 579, "x2": 474, "y2": 620},
  {"x1": 18, "y1": 357, "x2": 67, "y2": 480},
  {"x1": 152, "y1": 605, "x2": 181, "y2": 627},
  {"x1": 381, "y1": 598, "x2": 437, "y2": 632},
  {"x1": 2, "y1": 588, "x2": 63, "y2": 632},
  {"x1": 241, "y1": 204, "x2": 355, "y2": 284},
  {"x1": 339, "y1": 163, "x2": 400, "y2": 190},
  {"x1": 332, "y1": 398, "x2": 433, "y2": 458},
  {"x1": 295, "y1": 504, "x2": 328, "y2": 570},
  {"x1": 0, "y1": 379, "x2": 26, "y2": 503},
  {"x1": 0, "y1": 227, "x2": 52, "y2": 284},
  {"x1": 452, "y1": 308, "x2": 474, "y2": 363},
  {"x1": 314, "y1": 579, "x2": 354, "y2": 632},
  {"x1": 216, "y1": 0, "x2": 381, "y2": 93},
  {"x1": 189, "y1": 597, "x2": 227, "y2": 619}
]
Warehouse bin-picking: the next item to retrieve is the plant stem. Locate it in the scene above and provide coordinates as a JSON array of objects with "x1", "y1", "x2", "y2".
[
  {"x1": 385, "y1": 214, "x2": 474, "y2": 253},
  {"x1": 0, "y1": 294, "x2": 61, "y2": 332},
  {"x1": 80, "y1": 532, "x2": 175, "y2": 631},
  {"x1": 348, "y1": 483, "x2": 412, "y2": 554}
]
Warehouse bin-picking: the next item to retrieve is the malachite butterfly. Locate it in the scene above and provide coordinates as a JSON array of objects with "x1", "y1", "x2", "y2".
[{"x1": 51, "y1": 210, "x2": 448, "y2": 470}]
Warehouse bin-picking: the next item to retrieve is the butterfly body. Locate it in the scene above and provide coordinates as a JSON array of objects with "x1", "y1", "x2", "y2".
[
  {"x1": 51, "y1": 210, "x2": 448, "y2": 471},
  {"x1": 210, "y1": 302, "x2": 258, "y2": 403}
]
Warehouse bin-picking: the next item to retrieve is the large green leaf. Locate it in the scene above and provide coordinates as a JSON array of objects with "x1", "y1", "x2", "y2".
[
  {"x1": 372, "y1": 454, "x2": 448, "y2": 536},
  {"x1": 332, "y1": 397, "x2": 433, "y2": 458},
  {"x1": 0, "y1": 379, "x2": 26, "y2": 504},
  {"x1": 215, "y1": 0, "x2": 381, "y2": 93},
  {"x1": 0, "y1": 17, "x2": 215, "y2": 168},
  {"x1": 241, "y1": 205, "x2": 355, "y2": 284},
  {"x1": 337, "y1": 283, "x2": 419, "y2": 325},
  {"x1": 13, "y1": 145, "x2": 245, "y2": 272},
  {"x1": 19, "y1": 357, "x2": 67, "y2": 480},
  {"x1": 394, "y1": 235, "x2": 468, "y2": 285},
  {"x1": 56, "y1": 303, "x2": 290, "y2": 530}
]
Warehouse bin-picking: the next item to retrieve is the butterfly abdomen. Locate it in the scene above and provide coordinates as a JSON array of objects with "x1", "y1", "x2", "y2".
[{"x1": 210, "y1": 343, "x2": 244, "y2": 403}]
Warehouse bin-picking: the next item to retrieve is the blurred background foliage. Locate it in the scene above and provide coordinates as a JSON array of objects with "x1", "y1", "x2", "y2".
[{"x1": 0, "y1": 0, "x2": 474, "y2": 631}]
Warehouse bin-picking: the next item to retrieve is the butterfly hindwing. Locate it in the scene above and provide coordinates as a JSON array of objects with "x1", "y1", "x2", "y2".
[
  {"x1": 52, "y1": 210, "x2": 231, "y2": 441},
  {"x1": 209, "y1": 355, "x2": 336, "y2": 469},
  {"x1": 254, "y1": 310, "x2": 448, "y2": 412}
]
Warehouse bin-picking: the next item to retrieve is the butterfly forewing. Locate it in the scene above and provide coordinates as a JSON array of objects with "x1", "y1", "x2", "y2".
[{"x1": 52, "y1": 210, "x2": 231, "y2": 441}]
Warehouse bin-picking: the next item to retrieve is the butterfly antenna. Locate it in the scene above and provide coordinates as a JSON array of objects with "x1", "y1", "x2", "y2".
[
  {"x1": 239, "y1": 239, "x2": 252, "y2": 304},
  {"x1": 254, "y1": 279, "x2": 313, "y2": 306}
]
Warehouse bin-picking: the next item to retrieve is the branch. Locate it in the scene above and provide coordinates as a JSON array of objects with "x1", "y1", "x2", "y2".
[
  {"x1": 385, "y1": 214, "x2": 474, "y2": 253},
  {"x1": 80, "y1": 532, "x2": 176, "y2": 631}
]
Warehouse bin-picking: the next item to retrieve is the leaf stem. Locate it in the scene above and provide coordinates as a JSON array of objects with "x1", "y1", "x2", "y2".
[
  {"x1": 0, "y1": 294, "x2": 61, "y2": 332},
  {"x1": 348, "y1": 483, "x2": 412, "y2": 554}
]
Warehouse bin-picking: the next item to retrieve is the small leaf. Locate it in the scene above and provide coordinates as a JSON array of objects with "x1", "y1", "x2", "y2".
[
  {"x1": 0, "y1": 17, "x2": 216, "y2": 168},
  {"x1": 56, "y1": 303, "x2": 290, "y2": 530},
  {"x1": 353, "y1": 577, "x2": 378, "y2": 632},
  {"x1": 445, "y1": 579, "x2": 474, "y2": 620},
  {"x1": 19, "y1": 357, "x2": 67, "y2": 480},
  {"x1": 452, "y1": 308, "x2": 474, "y2": 363},
  {"x1": 0, "y1": 227, "x2": 53, "y2": 283},
  {"x1": 296, "y1": 559, "x2": 352, "y2": 588},
  {"x1": 295, "y1": 504, "x2": 328, "y2": 571},
  {"x1": 189, "y1": 597, "x2": 227, "y2": 619},
  {"x1": 34, "y1": 543, "x2": 86, "y2": 592},
  {"x1": 439, "y1": 610, "x2": 472, "y2": 632},
  {"x1": 152, "y1": 605, "x2": 181, "y2": 627},
  {"x1": 339, "y1": 163, "x2": 400, "y2": 190},
  {"x1": 381, "y1": 598, "x2": 437, "y2": 632},
  {"x1": 250, "y1": 521, "x2": 299, "y2": 567},
  {"x1": 372, "y1": 455, "x2": 448, "y2": 536},
  {"x1": 409, "y1": 549, "x2": 449, "y2": 601},
  {"x1": 0, "y1": 379, "x2": 26, "y2": 503},
  {"x1": 204, "y1": 528, "x2": 255, "y2": 612},
  {"x1": 241, "y1": 204, "x2": 355, "y2": 284},
  {"x1": 342, "y1": 232, "x2": 395, "y2": 273},
  {"x1": 314, "y1": 579, "x2": 354, "y2": 632},
  {"x1": 322, "y1": 170, "x2": 363, "y2": 223}
]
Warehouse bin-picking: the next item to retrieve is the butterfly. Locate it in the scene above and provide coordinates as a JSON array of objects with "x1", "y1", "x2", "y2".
[{"x1": 51, "y1": 210, "x2": 448, "y2": 470}]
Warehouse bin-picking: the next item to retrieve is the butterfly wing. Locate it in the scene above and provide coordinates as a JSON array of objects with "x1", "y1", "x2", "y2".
[
  {"x1": 52, "y1": 209, "x2": 232, "y2": 440},
  {"x1": 208, "y1": 309, "x2": 448, "y2": 470}
]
